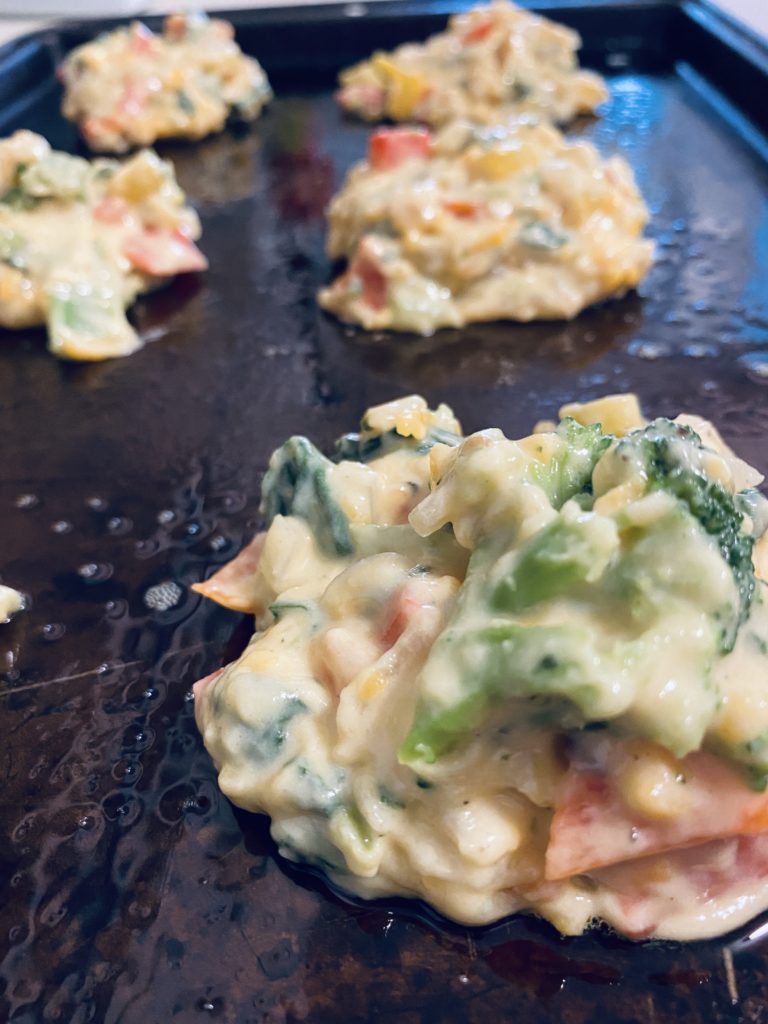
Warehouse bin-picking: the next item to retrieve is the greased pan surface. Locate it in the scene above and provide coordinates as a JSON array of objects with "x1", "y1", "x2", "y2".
[{"x1": 2, "y1": 3, "x2": 768, "y2": 1021}]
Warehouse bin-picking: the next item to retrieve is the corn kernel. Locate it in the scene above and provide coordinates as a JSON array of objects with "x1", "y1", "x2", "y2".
[
  {"x1": 108, "y1": 150, "x2": 167, "y2": 201},
  {"x1": 465, "y1": 145, "x2": 539, "y2": 181},
  {"x1": 358, "y1": 671, "x2": 386, "y2": 703},
  {"x1": 561, "y1": 393, "x2": 647, "y2": 438},
  {"x1": 532, "y1": 419, "x2": 557, "y2": 435},
  {"x1": 246, "y1": 650, "x2": 277, "y2": 673},
  {"x1": 617, "y1": 741, "x2": 691, "y2": 821},
  {"x1": 167, "y1": 67, "x2": 186, "y2": 90},
  {"x1": 466, "y1": 224, "x2": 510, "y2": 253},
  {"x1": 372, "y1": 55, "x2": 428, "y2": 120},
  {"x1": 0, "y1": 265, "x2": 22, "y2": 303}
]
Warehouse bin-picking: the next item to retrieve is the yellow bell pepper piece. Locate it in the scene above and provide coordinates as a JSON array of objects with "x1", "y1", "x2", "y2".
[
  {"x1": 108, "y1": 150, "x2": 168, "y2": 202},
  {"x1": 372, "y1": 55, "x2": 429, "y2": 120},
  {"x1": 358, "y1": 671, "x2": 386, "y2": 703},
  {"x1": 465, "y1": 144, "x2": 539, "y2": 180},
  {"x1": 466, "y1": 224, "x2": 511, "y2": 253}
]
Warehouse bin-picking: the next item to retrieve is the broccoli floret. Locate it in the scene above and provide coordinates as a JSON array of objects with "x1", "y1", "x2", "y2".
[
  {"x1": 530, "y1": 418, "x2": 612, "y2": 509},
  {"x1": 617, "y1": 419, "x2": 756, "y2": 650},
  {"x1": 334, "y1": 423, "x2": 461, "y2": 463},
  {"x1": 260, "y1": 436, "x2": 353, "y2": 556},
  {"x1": 333, "y1": 431, "x2": 383, "y2": 462}
]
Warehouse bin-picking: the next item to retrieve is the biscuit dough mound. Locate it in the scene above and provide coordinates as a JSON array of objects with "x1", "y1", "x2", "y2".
[
  {"x1": 319, "y1": 121, "x2": 653, "y2": 333},
  {"x1": 0, "y1": 130, "x2": 206, "y2": 360},
  {"x1": 337, "y1": 0, "x2": 607, "y2": 127},
  {"x1": 60, "y1": 13, "x2": 271, "y2": 153}
]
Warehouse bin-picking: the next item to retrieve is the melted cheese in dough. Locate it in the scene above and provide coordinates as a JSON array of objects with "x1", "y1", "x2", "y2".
[
  {"x1": 60, "y1": 13, "x2": 271, "y2": 153},
  {"x1": 338, "y1": 0, "x2": 607, "y2": 127},
  {"x1": 194, "y1": 395, "x2": 768, "y2": 940},
  {"x1": 0, "y1": 131, "x2": 205, "y2": 360},
  {"x1": 319, "y1": 121, "x2": 653, "y2": 333}
]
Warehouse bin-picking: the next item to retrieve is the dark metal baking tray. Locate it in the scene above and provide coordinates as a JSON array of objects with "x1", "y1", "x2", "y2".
[{"x1": 2, "y1": 1, "x2": 768, "y2": 1021}]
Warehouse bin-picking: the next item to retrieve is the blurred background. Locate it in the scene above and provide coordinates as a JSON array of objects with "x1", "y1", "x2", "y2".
[
  {"x1": 0, "y1": 0, "x2": 764, "y2": 38},
  {"x1": 709, "y1": 0, "x2": 765, "y2": 34}
]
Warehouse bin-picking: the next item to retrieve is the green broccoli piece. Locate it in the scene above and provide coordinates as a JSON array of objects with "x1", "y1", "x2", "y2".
[
  {"x1": 529, "y1": 418, "x2": 612, "y2": 509},
  {"x1": 617, "y1": 419, "x2": 756, "y2": 651},
  {"x1": 334, "y1": 423, "x2": 461, "y2": 463},
  {"x1": 260, "y1": 436, "x2": 353, "y2": 557},
  {"x1": 19, "y1": 152, "x2": 88, "y2": 201},
  {"x1": 399, "y1": 622, "x2": 597, "y2": 764},
  {"x1": 518, "y1": 219, "x2": 569, "y2": 251},
  {"x1": 490, "y1": 511, "x2": 617, "y2": 613},
  {"x1": 0, "y1": 226, "x2": 27, "y2": 269},
  {"x1": 46, "y1": 282, "x2": 138, "y2": 359}
]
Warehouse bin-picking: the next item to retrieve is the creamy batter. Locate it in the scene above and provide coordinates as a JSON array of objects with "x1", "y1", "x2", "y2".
[
  {"x1": 0, "y1": 130, "x2": 206, "y2": 360},
  {"x1": 60, "y1": 13, "x2": 271, "y2": 153},
  {"x1": 337, "y1": 0, "x2": 607, "y2": 127},
  {"x1": 319, "y1": 121, "x2": 653, "y2": 333},
  {"x1": 193, "y1": 394, "x2": 768, "y2": 940},
  {"x1": 0, "y1": 584, "x2": 22, "y2": 623}
]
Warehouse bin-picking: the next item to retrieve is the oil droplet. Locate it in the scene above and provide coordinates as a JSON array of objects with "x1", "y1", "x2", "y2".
[
  {"x1": 627, "y1": 339, "x2": 671, "y2": 360},
  {"x1": 15, "y1": 493, "x2": 39, "y2": 509},
  {"x1": 78, "y1": 816, "x2": 95, "y2": 830},
  {"x1": 141, "y1": 325, "x2": 169, "y2": 344},
  {"x1": 51, "y1": 520, "x2": 73, "y2": 534},
  {"x1": 112, "y1": 760, "x2": 142, "y2": 784},
  {"x1": 144, "y1": 581, "x2": 183, "y2": 611},
  {"x1": 86, "y1": 496, "x2": 108, "y2": 511},
  {"x1": 157, "y1": 509, "x2": 176, "y2": 525},
  {"x1": 185, "y1": 521, "x2": 201, "y2": 537},
  {"x1": 78, "y1": 562, "x2": 113, "y2": 583},
  {"x1": 209, "y1": 535, "x2": 228, "y2": 552},
  {"x1": 683, "y1": 343, "x2": 718, "y2": 359},
  {"x1": 739, "y1": 351, "x2": 768, "y2": 384},
  {"x1": 107, "y1": 515, "x2": 133, "y2": 535},
  {"x1": 220, "y1": 491, "x2": 246, "y2": 512},
  {"x1": 105, "y1": 598, "x2": 128, "y2": 619},
  {"x1": 40, "y1": 622, "x2": 65, "y2": 642},
  {"x1": 134, "y1": 538, "x2": 160, "y2": 558},
  {"x1": 196, "y1": 997, "x2": 223, "y2": 1014}
]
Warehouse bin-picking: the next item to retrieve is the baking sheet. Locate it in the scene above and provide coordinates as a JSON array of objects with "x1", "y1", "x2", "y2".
[{"x1": 1, "y1": 3, "x2": 768, "y2": 1021}]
